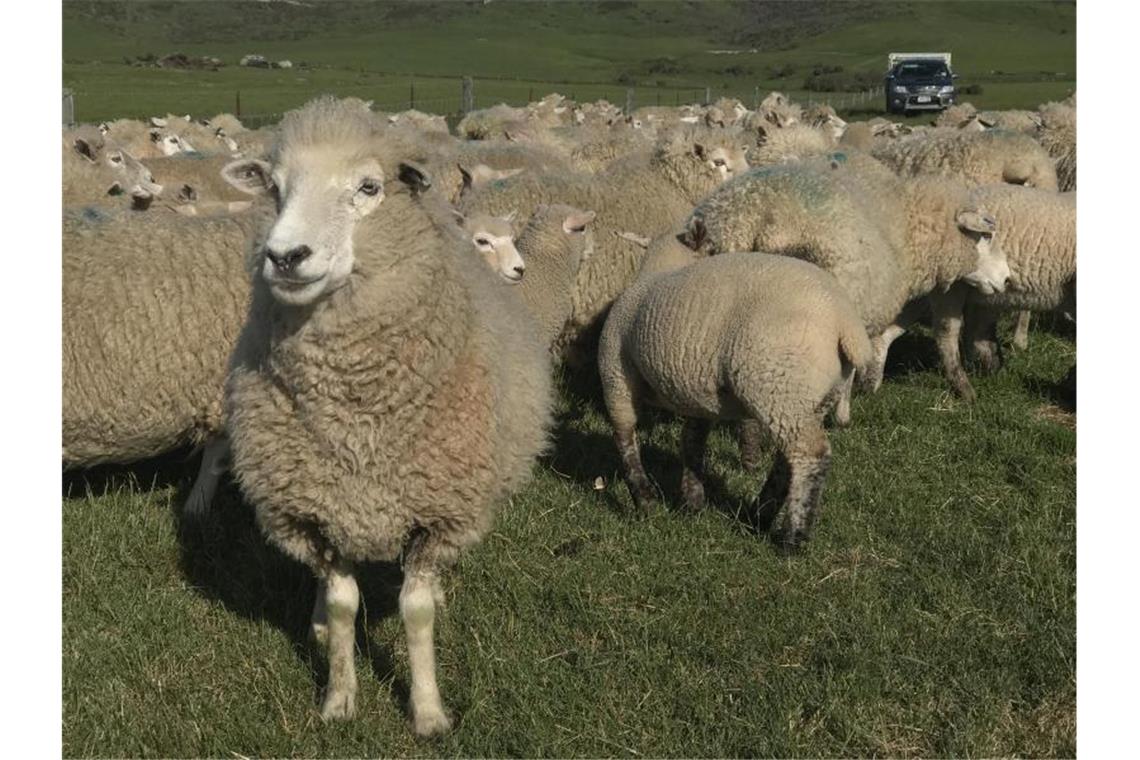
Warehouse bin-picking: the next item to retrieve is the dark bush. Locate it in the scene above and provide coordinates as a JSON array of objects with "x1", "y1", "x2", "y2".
[
  {"x1": 645, "y1": 57, "x2": 681, "y2": 75},
  {"x1": 959, "y1": 83, "x2": 985, "y2": 95}
]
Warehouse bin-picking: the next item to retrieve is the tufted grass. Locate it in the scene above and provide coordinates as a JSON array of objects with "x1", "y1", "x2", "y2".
[{"x1": 62, "y1": 316, "x2": 1075, "y2": 758}]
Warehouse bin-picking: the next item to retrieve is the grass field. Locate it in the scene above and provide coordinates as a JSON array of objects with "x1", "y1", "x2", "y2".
[
  {"x1": 62, "y1": 0, "x2": 1076, "y2": 123},
  {"x1": 63, "y1": 317, "x2": 1076, "y2": 757}
]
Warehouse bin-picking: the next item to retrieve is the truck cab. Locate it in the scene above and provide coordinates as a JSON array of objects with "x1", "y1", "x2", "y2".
[{"x1": 885, "y1": 53, "x2": 956, "y2": 114}]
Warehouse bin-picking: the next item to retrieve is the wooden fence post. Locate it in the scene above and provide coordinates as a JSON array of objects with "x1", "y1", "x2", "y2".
[
  {"x1": 236, "y1": 90, "x2": 241, "y2": 118},
  {"x1": 461, "y1": 77, "x2": 474, "y2": 114},
  {"x1": 63, "y1": 88, "x2": 75, "y2": 127},
  {"x1": 625, "y1": 88, "x2": 635, "y2": 115}
]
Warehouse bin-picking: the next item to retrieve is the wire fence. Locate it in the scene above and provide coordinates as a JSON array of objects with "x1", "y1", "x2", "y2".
[{"x1": 65, "y1": 71, "x2": 890, "y2": 128}]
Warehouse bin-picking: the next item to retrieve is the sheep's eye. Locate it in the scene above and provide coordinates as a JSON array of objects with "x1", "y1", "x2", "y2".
[
  {"x1": 108, "y1": 153, "x2": 123, "y2": 165},
  {"x1": 475, "y1": 237, "x2": 491, "y2": 246},
  {"x1": 713, "y1": 158, "x2": 726, "y2": 167},
  {"x1": 358, "y1": 180, "x2": 381, "y2": 196}
]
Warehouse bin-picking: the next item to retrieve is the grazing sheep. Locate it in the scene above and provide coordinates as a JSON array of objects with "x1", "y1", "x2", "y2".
[
  {"x1": 512, "y1": 204, "x2": 597, "y2": 349},
  {"x1": 460, "y1": 125, "x2": 752, "y2": 357},
  {"x1": 62, "y1": 206, "x2": 260, "y2": 468},
  {"x1": 927, "y1": 186, "x2": 1075, "y2": 400},
  {"x1": 598, "y1": 247, "x2": 871, "y2": 552},
  {"x1": 220, "y1": 97, "x2": 553, "y2": 733},
  {"x1": 680, "y1": 154, "x2": 1012, "y2": 390},
  {"x1": 872, "y1": 128, "x2": 1059, "y2": 191}
]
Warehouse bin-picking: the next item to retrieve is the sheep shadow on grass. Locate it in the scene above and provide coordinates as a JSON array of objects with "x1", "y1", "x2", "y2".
[
  {"x1": 171, "y1": 483, "x2": 413, "y2": 712},
  {"x1": 62, "y1": 445, "x2": 201, "y2": 501}
]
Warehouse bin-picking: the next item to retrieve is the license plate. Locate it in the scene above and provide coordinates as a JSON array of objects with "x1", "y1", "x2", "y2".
[{"x1": 916, "y1": 96, "x2": 932, "y2": 103}]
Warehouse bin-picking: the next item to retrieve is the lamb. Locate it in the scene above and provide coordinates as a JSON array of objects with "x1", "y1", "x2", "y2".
[
  {"x1": 926, "y1": 186, "x2": 1075, "y2": 400},
  {"x1": 450, "y1": 209, "x2": 526, "y2": 282},
  {"x1": 62, "y1": 205, "x2": 260, "y2": 469},
  {"x1": 679, "y1": 153, "x2": 1012, "y2": 391},
  {"x1": 871, "y1": 128, "x2": 1059, "y2": 191},
  {"x1": 459, "y1": 125, "x2": 752, "y2": 357},
  {"x1": 219, "y1": 97, "x2": 552, "y2": 733},
  {"x1": 598, "y1": 245, "x2": 872, "y2": 553},
  {"x1": 512, "y1": 204, "x2": 598, "y2": 349}
]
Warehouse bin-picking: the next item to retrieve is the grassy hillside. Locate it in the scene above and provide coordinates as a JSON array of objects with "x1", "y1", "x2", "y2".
[{"x1": 62, "y1": 0, "x2": 1075, "y2": 122}]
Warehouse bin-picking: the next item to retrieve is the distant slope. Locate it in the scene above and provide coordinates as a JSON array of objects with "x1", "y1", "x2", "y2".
[{"x1": 61, "y1": 0, "x2": 1075, "y2": 122}]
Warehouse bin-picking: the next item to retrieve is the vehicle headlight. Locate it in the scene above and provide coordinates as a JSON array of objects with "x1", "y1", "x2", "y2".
[
  {"x1": 893, "y1": 85, "x2": 908, "y2": 94},
  {"x1": 939, "y1": 85, "x2": 954, "y2": 94}
]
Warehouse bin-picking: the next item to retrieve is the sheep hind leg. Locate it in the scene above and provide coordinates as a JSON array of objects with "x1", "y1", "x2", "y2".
[
  {"x1": 737, "y1": 418, "x2": 764, "y2": 472},
  {"x1": 860, "y1": 324, "x2": 906, "y2": 393},
  {"x1": 769, "y1": 428, "x2": 832, "y2": 556},
  {"x1": 400, "y1": 548, "x2": 452, "y2": 737},
  {"x1": 183, "y1": 435, "x2": 230, "y2": 517},
  {"x1": 319, "y1": 560, "x2": 360, "y2": 721},
  {"x1": 310, "y1": 579, "x2": 328, "y2": 648},
  {"x1": 679, "y1": 418, "x2": 711, "y2": 512},
  {"x1": 831, "y1": 364, "x2": 856, "y2": 427},
  {"x1": 1011, "y1": 310, "x2": 1031, "y2": 351}
]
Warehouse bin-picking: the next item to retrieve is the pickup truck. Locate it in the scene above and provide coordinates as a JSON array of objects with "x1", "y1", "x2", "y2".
[{"x1": 884, "y1": 52, "x2": 957, "y2": 114}]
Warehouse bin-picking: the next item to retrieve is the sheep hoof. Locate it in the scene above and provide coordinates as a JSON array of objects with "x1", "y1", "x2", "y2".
[
  {"x1": 412, "y1": 707, "x2": 453, "y2": 737},
  {"x1": 955, "y1": 383, "x2": 978, "y2": 404},
  {"x1": 320, "y1": 688, "x2": 356, "y2": 721},
  {"x1": 772, "y1": 528, "x2": 807, "y2": 557}
]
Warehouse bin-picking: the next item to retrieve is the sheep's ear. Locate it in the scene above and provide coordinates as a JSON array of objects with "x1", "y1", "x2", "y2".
[
  {"x1": 73, "y1": 138, "x2": 98, "y2": 162},
  {"x1": 149, "y1": 116, "x2": 167, "y2": 128},
  {"x1": 450, "y1": 208, "x2": 466, "y2": 226},
  {"x1": 458, "y1": 164, "x2": 474, "y2": 191},
  {"x1": 956, "y1": 208, "x2": 997, "y2": 236},
  {"x1": 754, "y1": 124, "x2": 769, "y2": 146},
  {"x1": 693, "y1": 142, "x2": 707, "y2": 160},
  {"x1": 563, "y1": 209, "x2": 596, "y2": 234},
  {"x1": 106, "y1": 182, "x2": 123, "y2": 196},
  {"x1": 678, "y1": 216, "x2": 707, "y2": 250},
  {"x1": 397, "y1": 161, "x2": 431, "y2": 194},
  {"x1": 503, "y1": 209, "x2": 517, "y2": 223},
  {"x1": 221, "y1": 158, "x2": 273, "y2": 196},
  {"x1": 178, "y1": 184, "x2": 198, "y2": 203}
]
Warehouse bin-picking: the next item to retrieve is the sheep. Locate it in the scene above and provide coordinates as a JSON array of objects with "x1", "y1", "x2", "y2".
[
  {"x1": 450, "y1": 209, "x2": 526, "y2": 282},
  {"x1": 871, "y1": 128, "x2": 1059, "y2": 191},
  {"x1": 934, "y1": 101, "x2": 978, "y2": 128},
  {"x1": 926, "y1": 186, "x2": 1075, "y2": 400},
  {"x1": 459, "y1": 125, "x2": 752, "y2": 358},
  {"x1": 598, "y1": 246, "x2": 872, "y2": 552},
  {"x1": 802, "y1": 103, "x2": 847, "y2": 140},
  {"x1": 748, "y1": 122, "x2": 837, "y2": 166},
  {"x1": 99, "y1": 117, "x2": 196, "y2": 158},
  {"x1": 143, "y1": 153, "x2": 260, "y2": 207},
  {"x1": 63, "y1": 127, "x2": 163, "y2": 209},
  {"x1": 456, "y1": 102, "x2": 530, "y2": 139},
  {"x1": 62, "y1": 205, "x2": 260, "y2": 469},
  {"x1": 512, "y1": 204, "x2": 598, "y2": 349},
  {"x1": 205, "y1": 112, "x2": 245, "y2": 136},
  {"x1": 975, "y1": 109, "x2": 1043, "y2": 134},
  {"x1": 1036, "y1": 100, "x2": 1076, "y2": 192},
  {"x1": 219, "y1": 97, "x2": 553, "y2": 733},
  {"x1": 754, "y1": 91, "x2": 802, "y2": 127},
  {"x1": 679, "y1": 153, "x2": 1012, "y2": 391}
]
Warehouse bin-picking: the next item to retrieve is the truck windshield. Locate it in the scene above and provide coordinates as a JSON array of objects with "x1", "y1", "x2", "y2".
[{"x1": 894, "y1": 61, "x2": 949, "y2": 78}]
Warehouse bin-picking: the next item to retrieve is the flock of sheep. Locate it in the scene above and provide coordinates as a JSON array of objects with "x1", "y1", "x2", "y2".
[{"x1": 62, "y1": 86, "x2": 1076, "y2": 735}]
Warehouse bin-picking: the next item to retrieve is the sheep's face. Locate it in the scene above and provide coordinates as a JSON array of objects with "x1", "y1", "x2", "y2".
[
  {"x1": 456, "y1": 210, "x2": 525, "y2": 283},
  {"x1": 222, "y1": 154, "x2": 385, "y2": 306},
  {"x1": 150, "y1": 130, "x2": 192, "y2": 156},
  {"x1": 956, "y1": 210, "x2": 1010, "y2": 296},
  {"x1": 74, "y1": 138, "x2": 163, "y2": 199},
  {"x1": 695, "y1": 143, "x2": 749, "y2": 181}
]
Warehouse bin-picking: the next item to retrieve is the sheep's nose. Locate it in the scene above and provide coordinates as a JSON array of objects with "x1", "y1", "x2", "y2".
[
  {"x1": 513, "y1": 265, "x2": 526, "y2": 277},
  {"x1": 265, "y1": 245, "x2": 312, "y2": 273}
]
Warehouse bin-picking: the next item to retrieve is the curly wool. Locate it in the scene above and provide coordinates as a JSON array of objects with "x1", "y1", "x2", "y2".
[
  {"x1": 1036, "y1": 101, "x2": 1076, "y2": 191},
  {"x1": 872, "y1": 128, "x2": 1059, "y2": 191},
  {"x1": 63, "y1": 206, "x2": 262, "y2": 467},
  {"x1": 225, "y1": 107, "x2": 552, "y2": 569}
]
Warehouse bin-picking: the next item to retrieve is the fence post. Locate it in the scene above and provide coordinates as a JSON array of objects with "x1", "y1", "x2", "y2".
[
  {"x1": 704, "y1": 86, "x2": 711, "y2": 105},
  {"x1": 410, "y1": 79, "x2": 415, "y2": 110},
  {"x1": 62, "y1": 88, "x2": 74, "y2": 127},
  {"x1": 754, "y1": 85, "x2": 760, "y2": 109},
  {"x1": 461, "y1": 77, "x2": 474, "y2": 114},
  {"x1": 236, "y1": 90, "x2": 241, "y2": 118},
  {"x1": 625, "y1": 88, "x2": 635, "y2": 115},
  {"x1": 528, "y1": 86, "x2": 534, "y2": 103}
]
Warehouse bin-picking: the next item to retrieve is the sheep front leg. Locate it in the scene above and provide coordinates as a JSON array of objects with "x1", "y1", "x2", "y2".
[
  {"x1": 319, "y1": 560, "x2": 360, "y2": 721},
  {"x1": 737, "y1": 419, "x2": 764, "y2": 472},
  {"x1": 770, "y1": 429, "x2": 832, "y2": 555},
  {"x1": 400, "y1": 569, "x2": 452, "y2": 736},
  {"x1": 964, "y1": 303, "x2": 1003, "y2": 375},
  {"x1": 679, "y1": 418, "x2": 711, "y2": 512},
  {"x1": 929, "y1": 287, "x2": 976, "y2": 401},
  {"x1": 184, "y1": 435, "x2": 230, "y2": 517},
  {"x1": 1011, "y1": 310, "x2": 1031, "y2": 351},
  {"x1": 752, "y1": 450, "x2": 789, "y2": 533},
  {"x1": 860, "y1": 300, "x2": 924, "y2": 392},
  {"x1": 614, "y1": 426, "x2": 656, "y2": 513},
  {"x1": 310, "y1": 579, "x2": 328, "y2": 648}
]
